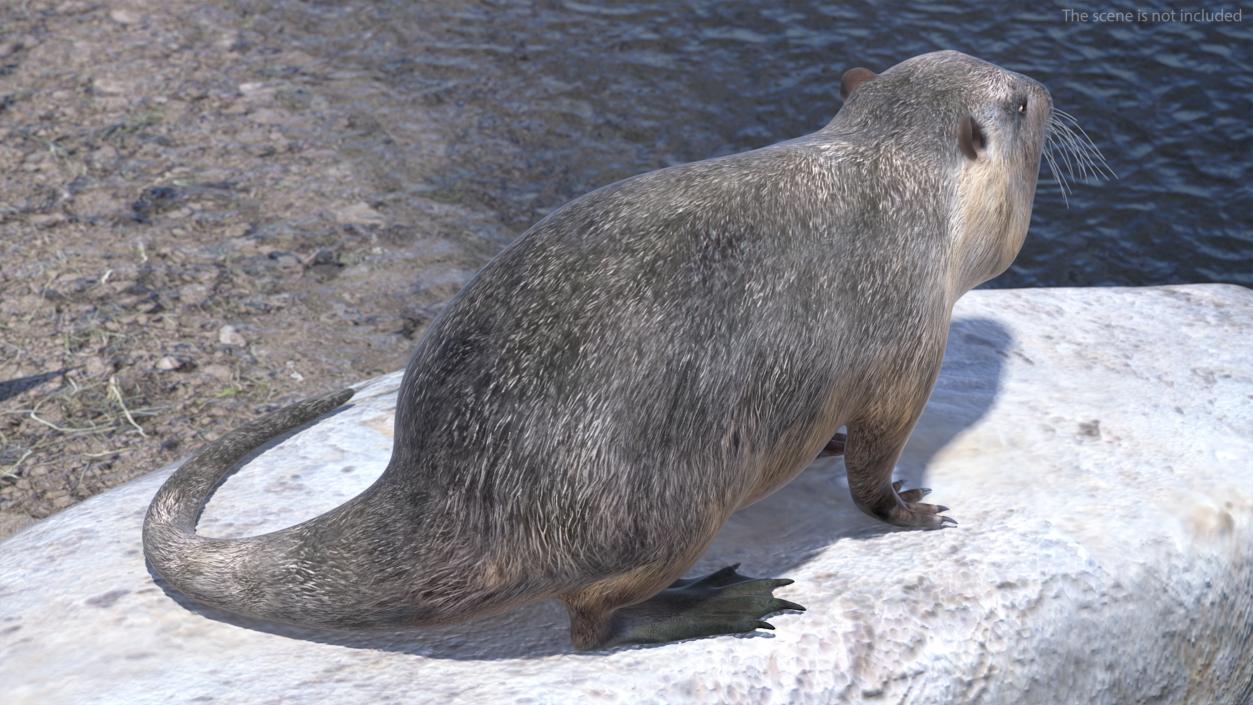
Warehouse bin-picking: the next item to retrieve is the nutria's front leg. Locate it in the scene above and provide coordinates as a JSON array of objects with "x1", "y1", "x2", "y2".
[{"x1": 845, "y1": 409, "x2": 955, "y2": 529}]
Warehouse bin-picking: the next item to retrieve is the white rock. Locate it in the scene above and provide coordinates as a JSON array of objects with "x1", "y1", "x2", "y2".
[
  {"x1": 218, "y1": 324, "x2": 246, "y2": 347},
  {"x1": 334, "y1": 201, "x2": 387, "y2": 226},
  {"x1": 155, "y1": 355, "x2": 183, "y2": 371},
  {"x1": 92, "y1": 76, "x2": 130, "y2": 96},
  {"x1": 108, "y1": 8, "x2": 142, "y2": 25},
  {"x1": 0, "y1": 285, "x2": 1250, "y2": 705}
]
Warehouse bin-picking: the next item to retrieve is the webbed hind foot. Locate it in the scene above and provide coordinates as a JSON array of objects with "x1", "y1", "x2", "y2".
[{"x1": 600, "y1": 564, "x2": 804, "y2": 648}]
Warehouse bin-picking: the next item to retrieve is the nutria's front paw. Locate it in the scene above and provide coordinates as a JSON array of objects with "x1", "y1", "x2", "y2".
[{"x1": 885, "y1": 479, "x2": 956, "y2": 529}]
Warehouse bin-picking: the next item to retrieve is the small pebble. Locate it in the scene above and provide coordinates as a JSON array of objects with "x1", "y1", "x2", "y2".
[
  {"x1": 218, "y1": 325, "x2": 246, "y2": 346},
  {"x1": 155, "y1": 356, "x2": 183, "y2": 371},
  {"x1": 109, "y1": 8, "x2": 141, "y2": 24}
]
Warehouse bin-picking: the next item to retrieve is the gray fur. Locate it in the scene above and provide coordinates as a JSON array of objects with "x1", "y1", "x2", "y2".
[{"x1": 143, "y1": 51, "x2": 1053, "y2": 648}]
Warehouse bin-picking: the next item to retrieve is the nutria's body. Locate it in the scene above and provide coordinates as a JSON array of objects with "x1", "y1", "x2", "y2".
[{"x1": 145, "y1": 51, "x2": 1061, "y2": 649}]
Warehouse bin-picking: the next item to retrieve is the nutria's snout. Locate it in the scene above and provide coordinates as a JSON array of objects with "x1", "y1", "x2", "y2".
[{"x1": 1024, "y1": 80, "x2": 1053, "y2": 121}]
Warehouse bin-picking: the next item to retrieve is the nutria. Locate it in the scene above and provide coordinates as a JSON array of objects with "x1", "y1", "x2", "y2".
[{"x1": 145, "y1": 50, "x2": 1098, "y2": 649}]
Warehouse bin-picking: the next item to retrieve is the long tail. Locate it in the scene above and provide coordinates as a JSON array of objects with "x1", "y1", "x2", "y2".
[{"x1": 142, "y1": 388, "x2": 369, "y2": 626}]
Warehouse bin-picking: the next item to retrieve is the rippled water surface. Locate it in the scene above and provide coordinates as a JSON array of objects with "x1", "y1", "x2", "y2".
[{"x1": 256, "y1": 1, "x2": 1250, "y2": 288}]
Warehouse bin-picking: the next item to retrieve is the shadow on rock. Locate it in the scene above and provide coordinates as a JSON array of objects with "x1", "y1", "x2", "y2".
[{"x1": 898, "y1": 316, "x2": 1013, "y2": 484}]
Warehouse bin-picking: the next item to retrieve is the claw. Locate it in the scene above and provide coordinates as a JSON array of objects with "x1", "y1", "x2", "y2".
[
  {"x1": 724, "y1": 578, "x2": 787, "y2": 597},
  {"x1": 940, "y1": 516, "x2": 958, "y2": 527},
  {"x1": 898, "y1": 487, "x2": 932, "y2": 503},
  {"x1": 704, "y1": 564, "x2": 741, "y2": 581},
  {"x1": 775, "y1": 599, "x2": 806, "y2": 612},
  {"x1": 935, "y1": 505, "x2": 950, "y2": 513},
  {"x1": 755, "y1": 621, "x2": 775, "y2": 630}
]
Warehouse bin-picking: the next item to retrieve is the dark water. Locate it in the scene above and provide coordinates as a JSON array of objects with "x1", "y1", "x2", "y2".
[{"x1": 257, "y1": 1, "x2": 1250, "y2": 289}]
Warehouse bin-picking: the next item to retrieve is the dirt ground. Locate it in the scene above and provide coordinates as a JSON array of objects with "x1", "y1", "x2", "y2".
[{"x1": 0, "y1": 1, "x2": 511, "y2": 538}]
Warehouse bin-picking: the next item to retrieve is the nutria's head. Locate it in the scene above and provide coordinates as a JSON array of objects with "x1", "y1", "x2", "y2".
[{"x1": 833, "y1": 50, "x2": 1062, "y2": 295}]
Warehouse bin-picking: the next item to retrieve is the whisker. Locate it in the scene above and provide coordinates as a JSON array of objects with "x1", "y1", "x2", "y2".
[
  {"x1": 1050, "y1": 111, "x2": 1115, "y2": 180},
  {"x1": 1047, "y1": 122, "x2": 1081, "y2": 183},
  {"x1": 1045, "y1": 142, "x2": 1071, "y2": 194},
  {"x1": 1052, "y1": 124, "x2": 1096, "y2": 181},
  {"x1": 1040, "y1": 107, "x2": 1113, "y2": 207},
  {"x1": 1052, "y1": 107, "x2": 1085, "y2": 127},
  {"x1": 1053, "y1": 122, "x2": 1105, "y2": 181},
  {"x1": 1047, "y1": 110, "x2": 1116, "y2": 183},
  {"x1": 1042, "y1": 139, "x2": 1071, "y2": 207}
]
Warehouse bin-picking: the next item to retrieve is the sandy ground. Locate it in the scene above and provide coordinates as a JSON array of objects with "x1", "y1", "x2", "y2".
[{"x1": 0, "y1": 1, "x2": 508, "y2": 538}]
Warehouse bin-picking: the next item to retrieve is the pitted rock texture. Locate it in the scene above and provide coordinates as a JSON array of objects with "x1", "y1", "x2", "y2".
[{"x1": 1, "y1": 285, "x2": 1250, "y2": 705}]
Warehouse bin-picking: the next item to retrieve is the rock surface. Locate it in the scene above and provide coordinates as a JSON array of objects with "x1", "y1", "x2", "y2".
[{"x1": 1, "y1": 285, "x2": 1250, "y2": 705}]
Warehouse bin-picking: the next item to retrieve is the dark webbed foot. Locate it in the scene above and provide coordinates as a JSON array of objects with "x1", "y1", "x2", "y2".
[
  {"x1": 602, "y1": 564, "x2": 804, "y2": 648},
  {"x1": 883, "y1": 479, "x2": 956, "y2": 529}
]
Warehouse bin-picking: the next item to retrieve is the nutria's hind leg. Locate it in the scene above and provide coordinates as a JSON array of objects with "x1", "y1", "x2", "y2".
[
  {"x1": 818, "y1": 431, "x2": 847, "y2": 457},
  {"x1": 561, "y1": 563, "x2": 804, "y2": 650}
]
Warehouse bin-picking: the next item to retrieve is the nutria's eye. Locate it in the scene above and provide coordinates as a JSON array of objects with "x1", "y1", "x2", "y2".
[{"x1": 1017, "y1": 98, "x2": 1028, "y2": 114}]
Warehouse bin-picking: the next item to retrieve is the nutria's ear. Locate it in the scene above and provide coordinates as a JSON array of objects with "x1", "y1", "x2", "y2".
[
  {"x1": 840, "y1": 67, "x2": 877, "y2": 100},
  {"x1": 958, "y1": 115, "x2": 986, "y2": 160}
]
